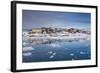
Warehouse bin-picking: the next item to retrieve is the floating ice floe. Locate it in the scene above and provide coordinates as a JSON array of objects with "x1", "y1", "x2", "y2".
[
  {"x1": 23, "y1": 46, "x2": 35, "y2": 51},
  {"x1": 50, "y1": 43, "x2": 61, "y2": 48},
  {"x1": 65, "y1": 48, "x2": 69, "y2": 50},
  {"x1": 52, "y1": 53, "x2": 56, "y2": 56},
  {"x1": 70, "y1": 53, "x2": 74, "y2": 56},
  {"x1": 23, "y1": 42, "x2": 28, "y2": 46},
  {"x1": 49, "y1": 55, "x2": 54, "y2": 59},
  {"x1": 23, "y1": 52, "x2": 32, "y2": 56},
  {"x1": 49, "y1": 52, "x2": 56, "y2": 59},
  {"x1": 48, "y1": 51, "x2": 53, "y2": 54},
  {"x1": 80, "y1": 51, "x2": 85, "y2": 54}
]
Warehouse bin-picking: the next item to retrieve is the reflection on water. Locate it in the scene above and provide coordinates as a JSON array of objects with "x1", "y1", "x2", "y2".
[{"x1": 22, "y1": 38, "x2": 91, "y2": 63}]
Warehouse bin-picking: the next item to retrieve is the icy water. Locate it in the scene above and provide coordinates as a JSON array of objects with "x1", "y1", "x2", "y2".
[{"x1": 22, "y1": 39, "x2": 91, "y2": 63}]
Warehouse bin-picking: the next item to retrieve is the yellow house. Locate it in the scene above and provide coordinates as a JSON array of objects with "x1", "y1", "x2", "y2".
[{"x1": 32, "y1": 28, "x2": 41, "y2": 33}]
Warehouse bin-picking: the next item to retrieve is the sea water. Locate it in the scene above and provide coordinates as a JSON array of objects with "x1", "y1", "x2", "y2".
[{"x1": 22, "y1": 38, "x2": 91, "y2": 63}]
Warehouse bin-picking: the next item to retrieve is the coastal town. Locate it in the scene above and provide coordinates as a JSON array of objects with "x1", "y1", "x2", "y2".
[{"x1": 23, "y1": 27, "x2": 90, "y2": 45}]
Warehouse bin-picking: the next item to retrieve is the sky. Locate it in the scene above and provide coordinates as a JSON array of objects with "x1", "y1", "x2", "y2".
[{"x1": 22, "y1": 10, "x2": 91, "y2": 29}]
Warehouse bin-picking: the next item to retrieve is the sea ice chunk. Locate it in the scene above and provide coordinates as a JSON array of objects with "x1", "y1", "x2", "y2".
[
  {"x1": 49, "y1": 55, "x2": 54, "y2": 59},
  {"x1": 48, "y1": 51, "x2": 53, "y2": 54},
  {"x1": 70, "y1": 53, "x2": 74, "y2": 56},
  {"x1": 23, "y1": 46, "x2": 35, "y2": 51},
  {"x1": 23, "y1": 42, "x2": 28, "y2": 46},
  {"x1": 49, "y1": 52, "x2": 56, "y2": 59},
  {"x1": 23, "y1": 52, "x2": 32, "y2": 56},
  {"x1": 52, "y1": 53, "x2": 56, "y2": 56},
  {"x1": 50, "y1": 43, "x2": 60, "y2": 48},
  {"x1": 80, "y1": 51, "x2": 85, "y2": 54},
  {"x1": 65, "y1": 48, "x2": 69, "y2": 50}
]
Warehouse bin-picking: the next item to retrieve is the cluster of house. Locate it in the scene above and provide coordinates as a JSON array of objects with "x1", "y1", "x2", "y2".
[
  {"x1": 23, "y1": 27, "x2": 90, "y2": 37},
  {"x1": 30, "y1": 27, "x2": 90, "y2": 34}
]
